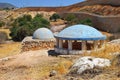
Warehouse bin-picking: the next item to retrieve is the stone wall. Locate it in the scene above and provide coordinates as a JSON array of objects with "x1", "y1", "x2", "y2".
[
  {"x1": 21, "y1": 37, "x2": 55, "y2": 52},
  {"x1": 60, "y1": 12, "x2": 120, "y2": 33}
]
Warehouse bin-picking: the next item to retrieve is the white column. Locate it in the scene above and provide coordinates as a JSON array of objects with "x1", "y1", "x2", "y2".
[
  {"x1": 56, "y1": 38, "x2": 59, "y2": 48},
  {"x1": 82, "y1": 41, "x2": 86, "y2": 51},
  {"x1": 68, "y1": 40, "x2": 72, "y2": 50},
  {"x1": 59, "y1": 39, "x2": 63, "y2": 48},
  {"x1": 94, "y1": 40, "x2": 98, "y2": 50}
]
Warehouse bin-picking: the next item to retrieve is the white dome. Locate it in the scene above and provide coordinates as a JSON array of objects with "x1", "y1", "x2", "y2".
[{"x1": 33, "y1": 28, "x2": 54, "y2": 40}]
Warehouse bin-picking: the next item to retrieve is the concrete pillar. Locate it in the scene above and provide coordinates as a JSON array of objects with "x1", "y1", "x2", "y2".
[
  {"x1": 68, "y1": 40, "x2": 72, "y2": 50},
  {"x1": 100, "y1": 40, "x2": 104, "y2": 47},
  {"x1": 94, "y1": 40, "x2": 98, "y2": 50},
  {"x1": 74, "y1": 40, "x2": 77, "y2": 43},
  {"x1": 56, "y1": 38, "x2": 59, "y2": 48},
  {"x1": 82, "y1": 41, "x2": 86, "y2": 51},
  {"x1": 59, "y1": 39, "x2": 63, "y2": 48}
]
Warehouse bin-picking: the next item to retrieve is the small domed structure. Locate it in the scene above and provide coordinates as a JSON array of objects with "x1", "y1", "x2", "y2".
[
  {"x1": 33, "y1": 28, "x2": 54, "y2": 40},
  {"x1": 54, "y1": 24, "x2": 107, "y2": 55}
]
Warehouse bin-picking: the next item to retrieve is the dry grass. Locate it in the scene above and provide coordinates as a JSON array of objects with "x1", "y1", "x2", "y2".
[
  {"x1": 50, "y1": 19, "x2": 65, "y2": 26},
  {"x1": 84, "y1": 43, "x2": 120, "y2": 60},
  {"x1": 0, "y1": 42, "x2": 21, "y2": 58},
  {"x1": 53, "y1": 59, "x2": 73, "y2": 74},
  {"x1": 0, "y1": 29, "x2": 11, "y2": 39},
  {"x1": 19, "y1": 58, "x2": 73, "y2": 80},
  {"x1": 83, "y1": 43, "x2": 120, "y2": 77}
]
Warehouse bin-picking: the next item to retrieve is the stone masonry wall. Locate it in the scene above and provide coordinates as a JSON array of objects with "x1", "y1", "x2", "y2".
[
  {"x1": 21, "y1": 37, "x2": 55, "y2": 52},
  {"x1": 60, "y1": 12, "x2": 120, "y2": 33}
]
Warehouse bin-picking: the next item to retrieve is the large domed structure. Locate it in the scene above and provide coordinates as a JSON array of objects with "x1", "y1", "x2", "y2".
[
  {"x1": 55, "y1": 24, "x2": 106, "y2": 40},
  {"x1": 33, "y1": 28, "x2": 54, "y2": 40},
  {"x1": 54, "y1": 24, "x2": 107, "y2": 55}
]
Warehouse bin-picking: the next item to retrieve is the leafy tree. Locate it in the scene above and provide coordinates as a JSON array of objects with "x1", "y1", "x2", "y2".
[
  {"x1": 10, "y1": 14, "x2": 50, "y2": 41},
  {"x1": 77, "y1": 18, "x2": 92, "y2": 26},
  {"x1": 50, "y1": 13, "x2": 60, "y2": 21},
  {"x1": 65, "y1": 14, "x2": 78, "y2": 25},
  {"x1": 31, "y1": 14, "x2": 50, "y2": 33}
]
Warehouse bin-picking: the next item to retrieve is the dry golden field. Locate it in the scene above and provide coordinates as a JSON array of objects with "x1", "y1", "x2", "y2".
[{"x1": 0, "y1": 42, "x2": 21, "y2": 58}]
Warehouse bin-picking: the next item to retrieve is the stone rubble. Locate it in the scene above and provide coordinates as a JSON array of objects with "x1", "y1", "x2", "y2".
[{"x1": 71, "y1": 56, "x2": 111, "y2": 74}]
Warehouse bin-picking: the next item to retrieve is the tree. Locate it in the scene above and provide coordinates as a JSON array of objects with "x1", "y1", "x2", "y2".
[
  {"x1": 31, "y1": 14, "x2": 50, "y2": 33},
  {"x1": 10, "y1": 14, "x2": 50, "y2": 41},
  {"x1": 65, "y1": 14, "x2": 78, "y2": 25},
  {"x1": 50, "y1": 13, "x2": 60, "y2": 21},
  {"x1": 77, "y1": 18, "x2": 92, "y2": 26}
]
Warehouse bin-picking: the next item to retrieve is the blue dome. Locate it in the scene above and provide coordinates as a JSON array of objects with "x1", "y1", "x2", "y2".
[
  {"x1": 33, "y1": 28, "x2": 54, "y2": 40},
  {"x1": 55, "y1": 24, "x2": 106, "y2": 40}
]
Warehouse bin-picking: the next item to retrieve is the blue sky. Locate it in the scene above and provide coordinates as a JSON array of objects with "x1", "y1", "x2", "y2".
[{"x1": 0, "y1": 0, "x2": 85, "y2": 7}]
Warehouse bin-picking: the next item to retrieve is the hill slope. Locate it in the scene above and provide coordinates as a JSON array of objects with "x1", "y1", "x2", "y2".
[
  {"x1": 0, "y1": 3, "x2": 16, "y2": 9},
  {"x1": 16, "y1": 0, "x2": 120, "y2": 12}
]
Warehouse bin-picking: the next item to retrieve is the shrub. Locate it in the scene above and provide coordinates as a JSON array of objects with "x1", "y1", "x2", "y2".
[
  {"x1": 0, "y1": 21, "x2": 5, "y2": 27},
  {"x1": 49, "y1": 13, "x2": 60, "y2": 21},
  {"x1": 0, "y1": 31, "x2": 8, "y2": 43},
  {"x1": 10, "y1": 14, "x2": 50, "y2": 41},
  {"x1": 65, "y1": 14, "x2": 78, "y2": 25},
  {"x1": 77, "y1": 18, "x2": 92, "y2": 26}
]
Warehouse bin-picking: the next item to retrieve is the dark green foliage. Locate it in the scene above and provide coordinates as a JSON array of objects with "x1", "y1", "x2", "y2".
[
  {"x1": 77, "y1": 18, "x2": 92, "y2": 26},
  {"x1": 65, "y1": 14, "x2": 78, "y2": 25},
  {"x1": 0, "y1": 21, "x2": 5, "y2": 27},
  {"x1": 3, "y1": 7, "x2": 10, "y2": 10},
  {"x1": 0, "y1": 31, "x2": 8, "y2": 43},
  {"x1": 50, "y1": 13, "x2": 60, "y2": 21},
  {"x1": 10, "y1": 14, "x2": 50, "y2": 41},
  {"x1": 64, "y1": 13, "x2": 92, "y2": 26}
]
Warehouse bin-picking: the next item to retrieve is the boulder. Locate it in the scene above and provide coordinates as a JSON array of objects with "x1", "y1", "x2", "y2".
[{"x1": 71, "y1": 56, "x2": 111, "y2": 74}]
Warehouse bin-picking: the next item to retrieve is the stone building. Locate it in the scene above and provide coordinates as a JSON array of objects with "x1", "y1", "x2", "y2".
[
  {"x1": 21, "y1": 28, "x2": 55, "y2": 52},
  {"x1": 54, "y1": 24, "x2": 106, "y2": 55}
]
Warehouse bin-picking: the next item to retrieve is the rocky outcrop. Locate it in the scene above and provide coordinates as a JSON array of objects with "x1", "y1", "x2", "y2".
[
  {"x1": 108, "y1": 39, "x2": 120, "y2": 44},
  {"x1": 70, "y1": 56, "x2": 111, "y2": 74}
]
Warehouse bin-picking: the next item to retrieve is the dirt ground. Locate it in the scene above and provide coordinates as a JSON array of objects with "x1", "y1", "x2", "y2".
[{"x1": 0, "y1": 38, "x2": 120, "y2": 80}]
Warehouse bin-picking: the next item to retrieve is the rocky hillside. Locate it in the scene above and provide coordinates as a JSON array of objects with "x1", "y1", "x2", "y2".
[
  {"x1": 79, "y1": 5, "x2": 120, "y2": 16},
  {"x1": 0, "y1": 3, "x2": 16, "y2": 9},
  {"x1": 16, "y1": 0, "x2": 120, "y2": 15},
  {"x1": 0, "y1": 10, "x2": 55, "y2": 28}
]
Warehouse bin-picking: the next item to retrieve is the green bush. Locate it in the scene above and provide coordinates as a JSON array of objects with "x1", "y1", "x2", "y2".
[
  {"x1": 77, "y1": 18, "x2": 92, "y2": 26},
  {"x1": 50, "y1": 13, "x2": 60, "y2": 21},
  {"x1": 0, "y1": 21, "x2": 5, "y2": 27},
  {"x1": 10, "y1": 14, "x2": 50, "y2": 41},
  {"x1": 65, "y1": 14, "x2": 78, "y2": 25}
]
